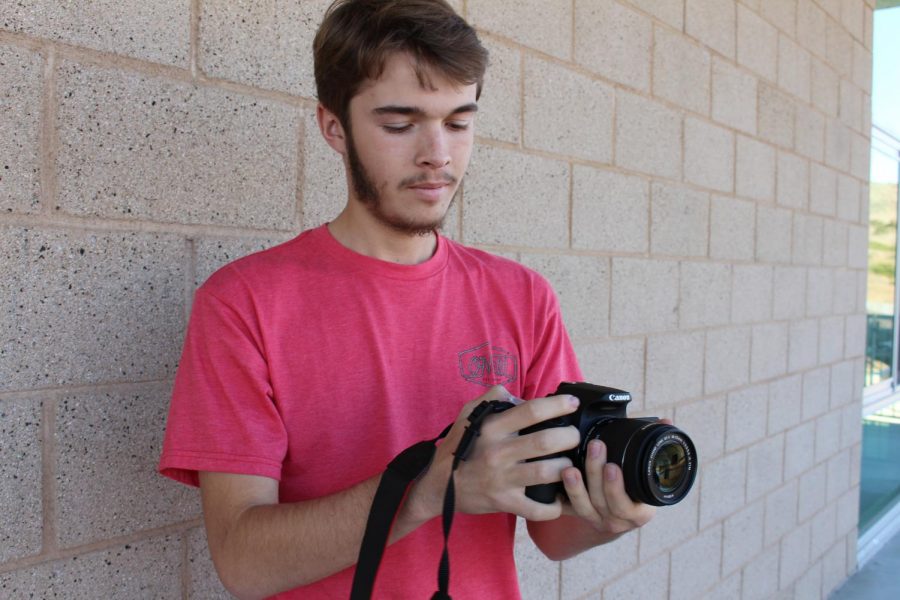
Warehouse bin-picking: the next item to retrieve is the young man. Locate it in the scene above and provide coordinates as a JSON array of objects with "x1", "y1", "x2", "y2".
[{"x1": 159, "y1": 1, "x2": 656, "y2": 598}]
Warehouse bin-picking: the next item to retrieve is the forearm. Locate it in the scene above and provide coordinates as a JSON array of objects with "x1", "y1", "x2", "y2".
[
  {"x1": 526, "y1": 515, "x2": 623, "y2": 562},
  {"x1": 204, "y1": 473, "x2": 439, "y2": 600}
]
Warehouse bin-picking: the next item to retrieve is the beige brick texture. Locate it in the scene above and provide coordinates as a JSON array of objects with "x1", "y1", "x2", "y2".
[{"x1": 0, "y1": 1, "x2": 872, "y2": 598}]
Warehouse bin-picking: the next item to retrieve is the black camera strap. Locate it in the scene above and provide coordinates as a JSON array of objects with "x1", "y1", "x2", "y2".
[{"x1": 349, "y1": 400, "x2": 511, "y2": 600}]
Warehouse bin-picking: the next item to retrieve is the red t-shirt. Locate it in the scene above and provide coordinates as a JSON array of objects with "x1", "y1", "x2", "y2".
[{"x1": 159, "y1": 225, "x2": 582, "y2": 598}]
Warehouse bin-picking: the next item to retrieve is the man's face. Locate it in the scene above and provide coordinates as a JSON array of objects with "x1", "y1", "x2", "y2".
[{"x1": 342, "y1": 53, "x2": 478, "y2": 236}]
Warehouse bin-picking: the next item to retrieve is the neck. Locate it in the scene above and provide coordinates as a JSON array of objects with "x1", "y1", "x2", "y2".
[{"x1": 327, "y1": 208, "x2": 438, "y2": 265}]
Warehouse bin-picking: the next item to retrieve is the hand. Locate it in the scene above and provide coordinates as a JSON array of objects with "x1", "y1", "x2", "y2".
[
  {"x1": 410, "y1": 386, "x2": 582, "y2": 523},
  {"x1": 557, "y1": 420, "x2": 674, "y2": 538}
]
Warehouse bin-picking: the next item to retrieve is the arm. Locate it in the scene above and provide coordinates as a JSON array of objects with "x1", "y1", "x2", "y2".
[{"x1": 199, "y1": 387, "x2": 582, "y2": 599}]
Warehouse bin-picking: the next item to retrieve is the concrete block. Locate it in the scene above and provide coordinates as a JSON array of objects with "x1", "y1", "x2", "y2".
[
  {"x1": 652, "y1": 26, "x2": 710, "y2": 115},
  {"x1": 784, "y1": 421, "x2": 816, "y2": 480},
  {"x1": 685, "y1": 0, "x2": 736, "y2": 58},
  {"x1": 670, "y1": 525, "x2": 723, "y2": 600},
  {"x1": 675, "y1": 397, "x2": 726, "y2": 462},
  {"x1": 468, "y1": 0, "x2": 572, "y2": 59},
  {"x1": 645, "y1": 331, "x2": 704, "y2": 408},
  {"x1": 193, "y1": 236, "x2": 289, "y2": 289},
  {"x1": 725, "y1": 384, "x2": 768, "y2": 451},
  {"x1": 680, "y1": 262, "x2": 732, "y2": 329},
  {"x1": 851, "y1": 131, "x2": 871, "y2": 181},
  {"x1": 788, "y1": 319, "x2": 819, "y2": 373},
  {"x1": 574, "y1": 0, "x2": 652, "y2": 92},
  {"x1": 571, "y1": 166, "x2": 649, "y2": 254},
  {"x1": 684, "y1": 117, "x2": 734, "y2": 193},
  {"x1": 826, "y1": 450, "x2": 851, "y2": 503},
  {"x1": 736, "y1": 135, "x2": 776, "y2": 202},
  {"x1": 519, "y1": 253, "x2": 610, "y2": 341},
  {"x1": 0, "y1": 45, "x2": 42, "y2": 214},
  {"x1": 797, "y1": 0, "x2": 828, "y2": 60},
  {"x1": 836, "y1": 174, "x2": 860, "y2": 222},
  {"x1": 851, "y1": 39, "x2": 872, "y2": 91},
  {"x1": 806, "y1": 267, "x2": 834, "y2": 316},
  {"x1": 822, "y1": 539, "x2": 848, "y2": 596},
  {"x1": 712, "y1": 57, "x2": 757, "y2": 134},
  {"x1": 601, "y1": 553, "x2": 668, "y2": 600},
  {"x1": 823, "y1": 220, "x2": 848, "y2": 267},
  {"x1": 765, "y1": 480, "x2": 799, "y2": 545},
  {"x1": 650, "y1": 182, "x2": 709, "y2": 257},
  {"x1": 515, "y1": 520, "x2": 560, "y2": 600},
  {"x1": 1, "y1": 227, "x2": 186, "y2": 390},
  {"x1": 732, "y1": 264, "x2": 773, "y2": 324},
  {"x1": 705, "y1": 326, "x2": 751, "y2": 394},
  {"x1": 819, "y1": 315, "x2": 845, "y2": 365},
  {"x1": 751, "y1": 322, "x2": 788, "y2": 381},
  {"x1": 811, "y1": 58, "x2": 841, "y2": 117},
  {"x1": 815, "y1": 409, "x2": 842, "y2": 465},
  {"x1": 761, "y1": 0, "x2": 798, "y2": 36},
  {"x1": 742, "y1": 547, "x2": 781, "y2": 600},
  {"x1": 638, "y1": 478, "x2": 700, "y2": 560},
  {"x1": 575, "y1": 338, "x2": 646, "y2": 403},
  {"x1": 478, "y1": 39, "x2": 521, "y2": 145},
  {"x1": 710, "y1": 195, "x2": 755, "y2": 261},
  {"x1": 794, "y1": 560, "x2": 823, "y2": 600},
  {"x1": 463, "y1": 144, "x2": 569, "y2": 247},
  {"x1": 0, "y1": 1, "x2": 189, "y2": 67},
  {"x1": 795, "y1": 107, "x2": 826, "y2": 161},
  {"x1": 199, "y1": 0, "x2": 329, "y2": 96},
  {"x1": 841, "y1": 405, "x2": 862, "y2": 450},
  {"x1": 768, "y1": 374, "x2": 803, "y2": 434},
  {"x1": 737, "y1": 4, "x2": 778, "y2": 81},
  {"x1": 829, "y1": 361, "x2": 854, "y2": 409},
  {"x1": 188, "y1": 527, "x2": 229, "y2": 598},
  {"x1": 560, "y1": 532, "x2": 637, "y2": 599},
  {"x1": 798, "y1": 462, "x2": 828, "y2": 521},
  {"x1": 756, "y1": 205, "x2": 793, "y2": 263},
  {"x1": 722, "y1": 499, "x2": 765, "y2": 573},
  {"x1": 758, "y1": 83, "x2": 795, "y2": 148},
  {"x1": 802, "y1": 366, "x2": 830, "y2": 420},
  {"x1": 302, "y1": 110, "x2": 348, "y2": 229},
  {"x1": 0, "y1": 397, "x2": 42, "y2": 563},
  {"x1": 0, "y1": 534, "x2": 182, "y2": 597},
  {"x1": 523, "y1": 56, "x2": 614, "y2": 162},
  {"x1": 55, "y1": 61, "x2": 299, "y2": 229},
  {"x1": 776, "y1": 151, "x2": 809, "y2": 210},
  {"x1": 56, "y1": 384, "x2": 199, "y2": 547},
  {"x1": 836, "y1": 488, "x2": 859, "y2": 537},
  {"x1": 810, "y1": 164, "x2": 838, "y2": 216},
  {"x1": 706, "y1": 572, "x2": 742, "y2": 600},
  {"x1": 773, "y1": 266, "x2": 806, "y2": 320},
  {"x1": 846, "y1": 224, "x2": 868, "y2": 269},
  {"x1": 825, "y1": 118, "x2": 852, "y2": 171},
  {"x1": 780, "y1": 521, "x2": 812, "y2": 588},
  {"x1": 747, "y1": 433, "x2": 784, "y2": 500},
  {"x1": 615, "y1": 90, "x2": 682, "y2": 179},
  {"x1": 844, "y1": 313, "x2": 866, "y2": 359},
  {"x1": 626, "y1": 0, "x2": 684, "y2": 29},
  {"x1": 610, "y1": 258, "x2": 679, "y2": 336},
  {"x1": 792, "y1": 213, "x2": 824, "y2": 266},
  {"x1": 839, "y1": 80, "x2": 865, "y2": 133}
]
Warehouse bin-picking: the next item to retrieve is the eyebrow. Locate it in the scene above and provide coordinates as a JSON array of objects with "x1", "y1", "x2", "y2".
[{"x1": 372, "y1": 103, "x2": 479, "y2": 117}]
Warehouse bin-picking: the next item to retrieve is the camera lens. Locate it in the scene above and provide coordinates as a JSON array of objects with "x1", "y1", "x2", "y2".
[{"x1": 585, "y1": 419, "x2": 697, "y2": 506}]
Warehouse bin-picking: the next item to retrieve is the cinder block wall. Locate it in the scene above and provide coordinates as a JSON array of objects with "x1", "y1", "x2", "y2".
[{"x1": 0, "y1": 0, "x2": 873, "y2": 598}]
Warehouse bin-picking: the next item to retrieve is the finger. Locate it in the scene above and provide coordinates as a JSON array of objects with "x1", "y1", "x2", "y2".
[
  {"x1": 658, "y1": 418, "x2": 674, "y2": 426},
  {"x1": 583, "y1": 439, "x2": 609, "y2": 514},
  {"x1": 488, "y1": 426, "x2": 579, "y2": 465},
  {"x1": 560, "y1": 467, "x2": 601, "y2": 523},
  {"x1": 601, "y1": 463, "x2": 654, "y2": 526},
  {"x1": 484, "y1": 394, "x2": 579, "y2": 436},
  {"x1": 514, "y1": 456, "x2": 573, "y2": 487}
]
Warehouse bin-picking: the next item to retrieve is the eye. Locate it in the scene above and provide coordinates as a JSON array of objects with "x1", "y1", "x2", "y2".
[
  {"x1": 447, "y1": 121, "x2": 470, "y2": 131},
  {"x1": 383, "y1": 123, "x2": 413, "y2": 134}
]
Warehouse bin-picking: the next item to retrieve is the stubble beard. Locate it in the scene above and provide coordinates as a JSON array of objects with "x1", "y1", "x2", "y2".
[{"x1": 345, "y1": 128, "x2": 458, "y2": 237}]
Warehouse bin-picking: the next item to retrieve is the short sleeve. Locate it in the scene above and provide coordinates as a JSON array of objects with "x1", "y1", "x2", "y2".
[{"x1": 158, "y1": 278, "x2": 287, "y2": 487}]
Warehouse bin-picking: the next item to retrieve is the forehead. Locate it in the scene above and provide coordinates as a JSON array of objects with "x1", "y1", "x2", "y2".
[{"x1": 352, "y1": 52, "x2": 478, "y2": 114}]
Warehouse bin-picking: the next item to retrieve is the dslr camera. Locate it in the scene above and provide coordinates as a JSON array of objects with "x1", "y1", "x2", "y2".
[{"x1": 522, "y1": 382, "x2": 697, "y2": 507}]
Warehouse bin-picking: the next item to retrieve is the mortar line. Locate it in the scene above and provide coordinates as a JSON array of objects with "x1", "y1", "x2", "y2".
[
  {"x1": 40, "y1": 393, "x2": 59, "y2": 557},
  {"x1": 190, "y1": 0, "x2": 200, "y2": 80},
  {"x1": 39, "y1": 46, "x2": 58, "y2": 216}
]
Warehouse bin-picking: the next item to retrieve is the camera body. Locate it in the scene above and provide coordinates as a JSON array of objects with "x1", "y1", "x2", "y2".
[{"x1": 522, "y1": 382, "x2": 697, "y2": 507}]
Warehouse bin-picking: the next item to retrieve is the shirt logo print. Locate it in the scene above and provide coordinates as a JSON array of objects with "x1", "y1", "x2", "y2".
[{"x1": 458, "y1": 342, "x2": 518, "y2": 387}]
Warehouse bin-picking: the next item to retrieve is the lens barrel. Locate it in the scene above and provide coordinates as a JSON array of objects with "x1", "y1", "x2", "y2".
[{"x1": 584, "y1": 419, "x2": 697, "y2": 506}]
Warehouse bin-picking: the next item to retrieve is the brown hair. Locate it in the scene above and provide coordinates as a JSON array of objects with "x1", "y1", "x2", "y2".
[{"x1": 313, "y1": 0, "x2": 489, "y2": 128}]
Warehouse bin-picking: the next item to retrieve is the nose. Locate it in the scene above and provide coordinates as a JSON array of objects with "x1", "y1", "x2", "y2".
[{"x1": 416, "y1": 125, "x2": 451, "y2": 169}]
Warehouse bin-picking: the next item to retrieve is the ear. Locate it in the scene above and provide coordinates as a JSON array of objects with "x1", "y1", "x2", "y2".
[{"x1": 316, "y1": 103, "x2": 348, "y2": 155}]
